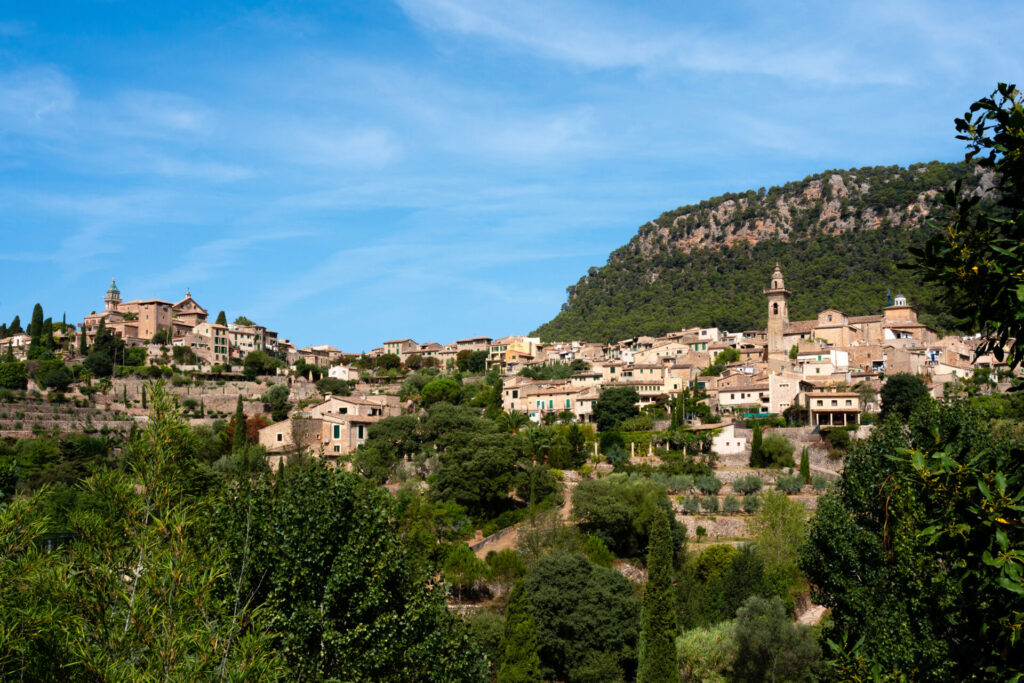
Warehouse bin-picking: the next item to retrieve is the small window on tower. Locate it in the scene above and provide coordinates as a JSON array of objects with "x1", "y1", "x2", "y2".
[{"x1": 773, "y1": 303, "x2": 779, "y2": 315}]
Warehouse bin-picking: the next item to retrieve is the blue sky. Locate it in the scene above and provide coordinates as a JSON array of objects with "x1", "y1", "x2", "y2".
[{"x1": 1, "y1": 1, "x2": 1021, "y2": 351}]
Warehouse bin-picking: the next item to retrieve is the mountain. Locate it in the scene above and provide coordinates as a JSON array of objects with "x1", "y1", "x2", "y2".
[{"x1": 533, "y1": 161, "x2": 988, "y2": 343}]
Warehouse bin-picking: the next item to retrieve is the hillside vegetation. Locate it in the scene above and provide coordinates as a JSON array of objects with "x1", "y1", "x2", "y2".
[{"x1": 534, "y1": 161, "x2": 986, "y2": 342}]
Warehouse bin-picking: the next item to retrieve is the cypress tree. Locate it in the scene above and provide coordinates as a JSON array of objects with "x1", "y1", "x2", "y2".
[
  {"x1": 498, "y1": 580, "x2": 542, "y2": 683},
  {"x1": 141, "y1": 385, "x2": 147, "y2": 409},
  {"x1": 232, "y1": 395, "x2": 246, "y2": 453},
  {"x1": 8, "y1": 315, "x2": 22, "y2": 335},
  {"x1": 750, "y1": 425, "x2": 764, "y2": 468},
  {"x1": 123, "y1": 385, "x2": 128, "y2": 406},
  {"x1": 79, "y1": 325, "x2": 87, "y2": 355},
  {"x1": 215, "y1": 310, "x2": 227, "y2": 326},
  {"x1": 27, "y1": 304, "x2": 44, "y2": 358},
  {"x1": 42, "y1": 317, "x2": 54, "y2": 352},
  {"x1": 799, "y1": 446, "x2": 810, "y2": 484},
  {"x1": 638, "y1": 507, "x2": 680, "y2": 683}
]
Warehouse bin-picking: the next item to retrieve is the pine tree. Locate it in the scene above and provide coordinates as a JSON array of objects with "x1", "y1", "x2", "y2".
[
  {"x1": 216, "y1": 311, "x2": 227, "y2": 326},
  {"x1": 498, "y1": 581, "x2": 542, "y2": 683},
  {"x1": 750, "y1": 425, "x2": 764, "y2": 468},
  {"x1": 638, "y1": 507, "x2": 680, "y2": 683},
  {"x1": 232, "y1": 395, "x2": 245, "y2": 453},
  {"x1": 799, "y1": 446, "x2": 810, "y2": 484},
  {"x1": 8, "y1": 315, "x2": 22, "y2": 335}
]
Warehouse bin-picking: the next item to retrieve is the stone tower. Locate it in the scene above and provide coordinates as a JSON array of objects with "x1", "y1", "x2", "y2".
[
  {"x1": 104, "y1": 278, "x2": 121, "y2": 312},
  {"x1": 764, "y1": 262, "x2": 790, "y2": 363}
]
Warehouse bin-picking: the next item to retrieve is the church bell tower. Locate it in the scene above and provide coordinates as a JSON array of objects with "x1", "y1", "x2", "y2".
[
  {"x1": 104, "y1": 278, "x2": 121, "y2": 312},
  {"x1": 764, "y1": 263, "x2": 790, "y2": 364}
]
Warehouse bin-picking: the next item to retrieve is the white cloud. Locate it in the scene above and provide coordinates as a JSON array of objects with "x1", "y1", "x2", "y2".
[{"x1": 0, "y1": 66, "x2": 75, "y2": 124}]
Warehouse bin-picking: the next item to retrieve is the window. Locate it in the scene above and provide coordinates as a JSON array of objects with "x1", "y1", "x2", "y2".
[
  {"x1": 512, "y1": 390, "x2": 518, "y2": 398},
  {"x1": 357, "y1": 425, "x2": 364, "y2": 439},
  {"x1": 816, "y1": 400, "x2": 823, "y2": 406},
  {"x1": 831, "y1": 400, "x2": 838, "y2": 406},
  {"x1": 334, "y1": 445, "x2": 340, "y2": 453},
  {"x1": 846, "y1": 400, "x2": 852, "y2": 406},
  {"x1": 333, "y1": 424, "x2": 340, "y2": 439},
  {"x1": 276, "y1": 433, "x2": 283, "y2": 442},
  {"x1": 773, "y1": 303, "x2": 779, "y2": 315}
]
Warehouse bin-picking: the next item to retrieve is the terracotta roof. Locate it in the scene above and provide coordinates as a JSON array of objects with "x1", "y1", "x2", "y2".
[
  {"x1": 849, "y1": 315, "x2": 883, "y2": 323},
  {"x1": 784, "y1": 320, "x2": 818, "y2": 334},
  {"x1": 383, "y1": 338, "x2": 415, "y2": 344}
]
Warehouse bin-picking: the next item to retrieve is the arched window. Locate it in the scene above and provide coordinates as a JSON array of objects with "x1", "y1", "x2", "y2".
[
  {"x1": 772, "y1": 302, "x2": 779, "y2": 315},
  {"x1": 773, "y1": 280, "x2": 778, "y2": 288}
]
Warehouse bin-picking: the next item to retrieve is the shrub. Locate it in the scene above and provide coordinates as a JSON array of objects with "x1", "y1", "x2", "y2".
[
  {"x1": 761, "y1": 433, "x2": 795, "y2": 468},
  {"x1": 775, "y1": 474, "x2": 804, "y2": 494},
  {"x1": 742, "y1": 494, "x2": 761, "y2": 513},
  {"x1": 700, "y1": 495, "x2": 719, "y2": 513},
  {"x1": 694, "y1": 475, "x2": 722, "y2": 495},
  {"x1": 732, "y1": 474, "x2": 763, "y2": 495},
  {"x1": 811, "y1": 475, "x2": 828, "y2": 491},
  {"x1": 681, "y1": 495, "x2": 700, "y2": 515},
  {"x1": 722, "y1": 495, "x2": 741, "y2": 514},
  {"x1": 617, "y1": 414, "x2": 654, "y2": 432}
]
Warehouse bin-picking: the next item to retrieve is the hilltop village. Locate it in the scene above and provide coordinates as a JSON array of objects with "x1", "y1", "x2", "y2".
[{"x1": 0, "y1": 264, "x2": 1009, "y2": 461}]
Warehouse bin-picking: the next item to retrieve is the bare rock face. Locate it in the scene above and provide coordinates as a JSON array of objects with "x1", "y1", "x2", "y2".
[{"x1": 631, "y1": 164, "x2": 979, "y2": 261}]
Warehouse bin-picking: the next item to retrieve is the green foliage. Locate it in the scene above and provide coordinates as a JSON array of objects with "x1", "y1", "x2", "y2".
[
  {"x1": 0, "y1": 384, "x2": 284, "y2": 679},
  {"x1": 518, "y1": 359, "x2": 589, "y2": 381},
  {"x1": 231, "y1": 395, "x2": 245, "y2": 454},
  {"x1": 722, "y1": 495, "x2": 741, "y2": 514},
  {"x1": 571, "y1": 473, "x2": 685, "y2": 558},
  {"x1": 0, "y1": 361, "x2": 27, "y2": 390},
  {"x1": 215, "y1": 310, "x2": 227, "y2": 325},
  {"x1": 694, "y1": 474, "x2": 722, "y2": 494},
  {"x1": 732, "y1": 596, "x2": 820, "y2": 681},
  {"x1": 214, "y1": 459, "x2": 487, "y2": 681},
  {"x1": 242, "y1": 350, "x2": 280, "y2": 381},
  {"x1": 676, "y1": 622, "x2": 737, "y2": 683},
  {"x1": 534, "y1": 161, "x2": 978, "y2": 342},
  {"x1": 749, "y1": 425, "x2": 764, "y2": 467},
  {"x1": 774, "y1": 474, "x2": 804, "y2": 494},
  {"x1": 33, "y1": 359, "x2": 73, "y2": 391},
  {"x1": 430, "y1": 429, "x2": 524, "y2": 517},
  {"x1": 880, "y1": 372, "x2": 931, "y2": 420},
  {"x1": 124, "y1": 346, "x2": 148, "y2": 366},
  {"x1": 457, "y1": 349, "x2": 488, "y2": 373},
  {"x1": 761, "y1": 433, "x2": 795, "y2": 468},
  {"x1": 315, "y1": 376, "x2": 352, "y2": 396},
  {"x1": 443, "y1": 542, "x2": 491, "y2": 601},
  {"x1": 421, "y1": 376, "x2": 463, "y2": 407},
  {"x1": 678, "y1": 544, "x2": 739, "y2": 628},
  {"x1": 742, "y1": 494, "x2": 761, "y2": 514},
  {"x1": 732, "y1": 474, "x2": 763, "y2": 495},
  {"x1": 801, "y1": 401, "x2": 1024, "y2": 679},
  {"x1": 260, "y1": 383, "x2": 291, "y2": 422},
  {"x1": 84, "y1": 319, "x2": 123, "y2": 378},
  {"x1": 498, "y1": 580, "x2": 543, "y2": 683},
  {"x1": 700, "y1": 494, "x2": 719, "y2": 514},
  {"x1": 525, "y1": 553, "x2": 640, "y2": 682},
  {"x1": 749, "y1": 491, "x2": 806, "y2": 607},
  {"x1": 798, "y1": 446, "x2": 810, "y2": 483},
  {"x1": 233, "y1": 315, "x2": 254, "y2": 326},
  {"x1": 638, "y1": 507, "x2": 679, "y2": 683},
  {"x1": 912, "y1": 84, "x2": 1024, "y2": 368},
  {"x1": 169, "y1": 345, "x2": 195, "y2": 365},
  {"x1": 811, "y1": 475, "x2": 828, "y2": 491},
  {"x1": 594, "y1": 386, "x2": 640, "y2": 431}
]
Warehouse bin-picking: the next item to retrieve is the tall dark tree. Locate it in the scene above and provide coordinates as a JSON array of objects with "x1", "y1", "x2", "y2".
[
  {"x1": 215, "y1": 310, "x2": 227, "y2": 325},
  {"x1": 231, "y1": 395, "x2": 245, "y2": 454},
  {"x1": 750, "y1": 424, "x2": 764, "y2": 467},
  {"x1": 7, "y1": 315, "x2": 22, "y2": 335},
  {"x1": 498, "y1": 581, "x2": 542, "y2": 683},
  {"x1": 637, "y1": 507, "x2": 679, "y2": 683},
  {"x1": 27, "y1": 304, "x2": 44, "y2": 359},
  {"x1": 83, "y1": 318, "x2": 122, "y2": 377}
]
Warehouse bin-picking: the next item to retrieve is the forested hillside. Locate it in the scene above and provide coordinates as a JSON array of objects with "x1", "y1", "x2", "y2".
[{"x1": 534, "y1": 161, "x2": 987, "y2": 342}]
